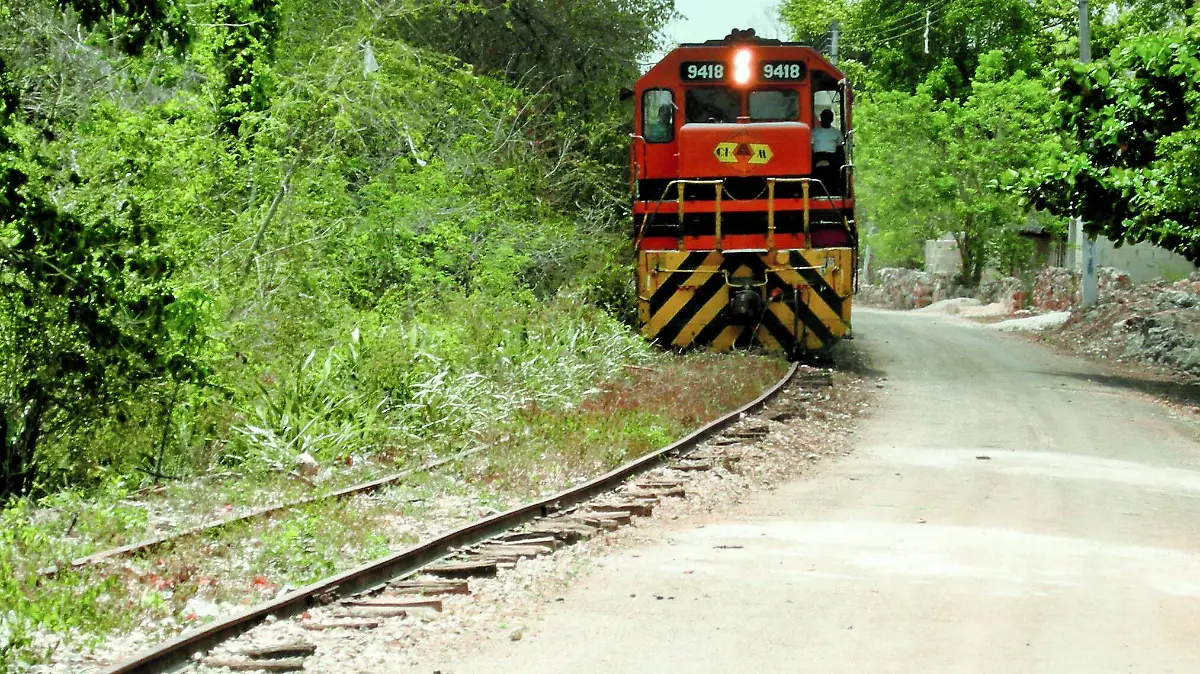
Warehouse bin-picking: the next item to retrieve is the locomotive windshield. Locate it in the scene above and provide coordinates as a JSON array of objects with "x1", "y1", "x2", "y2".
[
  {"x1": 685, "y1": 88, "x2": 739, "y2": 124},
  {"x1": 749, "y1": 90, "x2": 800, "y2": 121}
]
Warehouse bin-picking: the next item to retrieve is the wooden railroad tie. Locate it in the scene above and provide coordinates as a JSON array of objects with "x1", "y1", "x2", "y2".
[
  {"x1": 342, "y1": 597, "x2": 444, "y2": 612},
  {"x1": 388, "y1": 579, "x2": 470, "y2": 595},
  {"x1": 796, "y1": 373, "x2": 834, "y2": 387},
  {"x1": 638, "y1": 474, "x2": 686, "y2": 484},
  {"x1": 337, "y1": 606, "x2": 410, "y2": 619},
  {"x1": 626, "y1": 486, "x2": 684, "y2": 499},
  {"x1": 496, "y1": 533, "x2": 563, "y2": 548},
  {"x1": 724, "y1": 428, "x2": 769, "y2": 440},
  {"x1": 469, "y1": 544, "x2": 555, "y2": 563},
  {"x1": 669, "y1": 460, "x2": 713, "y2": 472},
  {"x1": 426, "y1": 559, "x2": 500, "y2": 578},
  {"x1": 299, "y1": 619, "x2": 381, "y2": 631},
  {"x1": 685, "y1": 452, "x2": 739, "y2": 471},
  {"x1": 570, "y1": 510, "x2": 631, "y2": 527},
  {"x1": 202, "y1": 659, "x2": 305, "y2": 672},
  {"x1": 242, "y1": 642, "x2": 317, "y2": 659},
  {"x1": 531, "y1": 520, "x2": 599, "y2": 541},
  {"x1": 589, "y1": 501, "x2": 653, "y2": 517}
]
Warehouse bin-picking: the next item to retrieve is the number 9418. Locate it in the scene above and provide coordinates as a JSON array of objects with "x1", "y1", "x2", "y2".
[
  {"x1": 763, "y1": 63, "x2": 804, "y2": 80},
  {"x1": 686, "y1": 64, "x2": 725, "y2": 80}
]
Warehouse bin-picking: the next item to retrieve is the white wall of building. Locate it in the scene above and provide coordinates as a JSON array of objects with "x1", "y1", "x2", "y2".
[
  {"x1": 924, "y1": 235, "x2": 962, "y2": 275},
  {"x1": 1067, "y1": 227, "x2": 1196, "y2": 284}
]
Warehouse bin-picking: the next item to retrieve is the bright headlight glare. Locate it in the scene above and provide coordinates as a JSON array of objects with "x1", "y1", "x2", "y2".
[{"x1": 734, "y1": 49, "x2": 753, "y2": 84}]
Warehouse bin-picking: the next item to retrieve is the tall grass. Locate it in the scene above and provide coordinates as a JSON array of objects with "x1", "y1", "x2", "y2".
[{"x1": 227, "y1": 294, "x2": 651, "y2": 472}]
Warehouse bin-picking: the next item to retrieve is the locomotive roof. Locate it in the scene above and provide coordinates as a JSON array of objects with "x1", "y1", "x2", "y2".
[
  {"x1": 643, "y1": 28, "x2": 845, "y2": 83},
  {"x1": 679, "y1": 28, "x2": 805, "y2": 49}
]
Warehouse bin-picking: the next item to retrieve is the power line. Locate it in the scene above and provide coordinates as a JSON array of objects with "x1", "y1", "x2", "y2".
[
  {"x1": 852, "y1": 5, "x2": 948, "y2": 42},
  {"x1": 841, "y1": 11, "x2": 928, "y2": 39},
  {"x1": 838, "y1": 0, "x2": 955, "y2": 38},
  {"x1": 854, "y1": 7, "x2": 953, "y2": 46}
]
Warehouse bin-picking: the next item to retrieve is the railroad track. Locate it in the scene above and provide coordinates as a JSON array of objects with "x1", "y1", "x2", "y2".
[
  {"x1": 102, "y1": 362, "x2": 827, "y2": 674},
  {"x1": 42, "y1": 443, "x2": 495, "y2": 577}
]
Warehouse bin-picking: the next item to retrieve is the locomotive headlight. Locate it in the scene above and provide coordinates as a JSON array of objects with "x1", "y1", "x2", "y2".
[{"x1": 733, "y1": 49, "x2": 753, "y2": 85}]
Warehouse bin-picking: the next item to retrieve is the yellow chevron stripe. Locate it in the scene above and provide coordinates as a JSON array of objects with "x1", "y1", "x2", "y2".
[
  {"x1": 674, "y1": 283, "x2": 729, "y2": 348},
  {"x1": 771, "y1": 254, "x2": 848, "y2": 338},
  {"x1": 712, "y1": 325, "x2": 741, "y2": 351},
  {"x1": 646, "y1": 284, "x2": 695, "y2": 337},
  {"x1": 766, "y1": 299, "x2": 814, "y2": 349},
  {"x1": 755, "y1": 326, "x2": 782, "y2": 350},
  {"x1": 644, "y1": 251, "x2": 723, "y2": 337},
  {"x1": 637, "y1": 248, "x2": 856, "y2": 354}
]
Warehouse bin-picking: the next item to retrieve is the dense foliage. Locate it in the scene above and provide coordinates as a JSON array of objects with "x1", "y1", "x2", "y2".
[
  {"x1": 782, "y1": 0, "x2": 1200, "y2": 280},
  {"x1": 781, "y1": 0, "x2": 1053, "y2": 97},
  {"x1": 1027, "y1": 21, "x2": 1200, "y2": 261},
  {"x1": 856, "y1": 54, "x2": 1062, "y2": 284},
  {"x1": 0, "y1": 0, "x2": 673, "y2": 500}
]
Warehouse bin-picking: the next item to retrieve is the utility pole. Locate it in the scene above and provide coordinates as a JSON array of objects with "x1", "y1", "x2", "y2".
[
  {"x1": 924, "y1": 10, "x2": 931, "y2": 54},
  {"x1": 1077, "y1": 0, "x2": 1098, "y2": 307},
  {"x1": 830, "y1": 21, "x2": 841, "y2": 64}
]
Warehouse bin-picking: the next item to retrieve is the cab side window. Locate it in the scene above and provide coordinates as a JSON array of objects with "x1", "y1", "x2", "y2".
[{"x1": 642, "y1": 89, "x2": 675, "y2": 143}]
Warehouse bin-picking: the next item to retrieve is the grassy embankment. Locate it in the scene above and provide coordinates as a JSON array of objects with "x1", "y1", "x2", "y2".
[
  {"x1": 2, "y1": 353, "x2": 786, "y2": 669},
  {"x1": 0, "y1": 2, "x2": 774, "y2": 669}
]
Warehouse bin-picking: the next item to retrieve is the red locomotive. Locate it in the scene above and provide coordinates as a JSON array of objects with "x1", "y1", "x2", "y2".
[{"x1": 631, "y1": 29, "x2": 857, "y2": 356}]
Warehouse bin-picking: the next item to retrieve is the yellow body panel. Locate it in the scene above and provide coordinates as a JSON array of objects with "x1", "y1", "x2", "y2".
[{"x1": 637, "y1": 248, "x2": 855, "y2": 354}]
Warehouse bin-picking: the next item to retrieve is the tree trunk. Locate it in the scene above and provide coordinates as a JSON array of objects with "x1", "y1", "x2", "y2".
[
  {"x1": 955, "y1": 230, "x2": 975, "y2": 288},
  {"x1": 0, "y1": 409, "x2": 9, "y2": 495},
  {"x1": 1, "y1": 394, "x2": 45, "y2": 498},
  {"x1": 955, "y1": 223, "x2": 987, "y2": 289}
]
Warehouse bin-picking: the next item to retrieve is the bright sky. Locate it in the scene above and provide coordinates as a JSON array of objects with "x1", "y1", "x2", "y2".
[{"x1": 652, "y1": 0, "x2": 788, "y2": 62}]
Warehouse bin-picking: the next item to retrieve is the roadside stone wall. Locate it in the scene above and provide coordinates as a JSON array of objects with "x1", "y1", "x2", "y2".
[
  {"x1": 859, "y1": 267, "x2": 1135, "y2": 313},
  {"x1": 857, "y1": 268, "x2": 967, "y2": 310},
  {"x1": 1032, "y1": 267, "x2": 1132, "y2": 311},
  {"x1": 978, "y1": 277, "x2": 1026, "y2": 313},
  {"x1": 1051, "y1": 272, "x2": 1200, "y2": 376}
]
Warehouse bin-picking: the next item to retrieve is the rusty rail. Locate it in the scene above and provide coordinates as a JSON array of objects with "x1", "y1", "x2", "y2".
[
  {"x1": 101, "y1": 362, "x2": 800, "y2": 674},
  {"x1": 41, "y1": 444, "x2": 492, "y2": 578}
]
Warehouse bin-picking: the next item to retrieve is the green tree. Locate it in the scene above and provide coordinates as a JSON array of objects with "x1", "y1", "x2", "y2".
[
  {"x1": 1, "y1": 0, "x2": 196, "y2": 496},
  {"x1": 781, "y1": 0, "x2": 1045, "y2": 97},
  {"x1": 858, "y1": 53, "x2": 1063, "y2": 284},
  {"x1": 1027, "y1": 21, "x2": 1200, "y2": 262},
  {"x1": 205, "y1": 0, "x2": 280, "y2": 137}
]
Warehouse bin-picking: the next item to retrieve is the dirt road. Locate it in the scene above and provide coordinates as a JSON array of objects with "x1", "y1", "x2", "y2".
[{"x1": 433, "y1": 309, "x2": 1200, "y2": 673}]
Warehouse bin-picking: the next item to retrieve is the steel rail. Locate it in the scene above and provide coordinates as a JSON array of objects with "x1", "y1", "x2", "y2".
[
  {"x1": 40, "y1": 444, "x2": 494, "y2": 578},
  {"x1": 101, "y1": 362, "x2": 800, "y2": 674}
]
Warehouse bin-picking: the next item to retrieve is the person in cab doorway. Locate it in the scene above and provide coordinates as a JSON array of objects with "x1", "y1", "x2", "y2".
[
  {"x1": 812, "y1": 109, "x2": 842, "y2": 155},
  {"x1": 812, "y1": 109, "x2": 843, "y2": 194}
]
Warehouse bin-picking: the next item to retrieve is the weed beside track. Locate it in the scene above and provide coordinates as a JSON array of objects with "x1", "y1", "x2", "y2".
[{"x1": 2, "y1": 353, "x2": 786, "y2": 673}]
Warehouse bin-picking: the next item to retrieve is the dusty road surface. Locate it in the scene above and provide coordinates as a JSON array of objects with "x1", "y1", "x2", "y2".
[{"x1": 429, "y1": 308, "x2": 1200, "y2": 673}]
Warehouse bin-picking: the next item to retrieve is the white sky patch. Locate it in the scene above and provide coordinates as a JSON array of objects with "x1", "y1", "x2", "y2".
[{"x1": 651, "y1": 0, "x2": 789, "y2": 63}]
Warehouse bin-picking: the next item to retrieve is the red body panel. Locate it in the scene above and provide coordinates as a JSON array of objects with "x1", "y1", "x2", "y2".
[
  {"x1": 630, "y1": 35, "x2": 856, "y2": 255},
  {"x1": 677, "y1": 122, "x2": 811, "y2": 178}
]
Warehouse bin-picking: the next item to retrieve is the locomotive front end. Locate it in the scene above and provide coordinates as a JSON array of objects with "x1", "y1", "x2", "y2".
[{"x1": 631, "y1": 29, "x2": 858, "y2": 357}]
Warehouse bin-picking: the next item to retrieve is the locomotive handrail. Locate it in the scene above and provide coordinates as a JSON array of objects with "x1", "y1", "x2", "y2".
[
  {"x1": 766, "y1": 177, "x2": 834, "y2": 249},
  {"x1": 635, "y1": 177, "x2": 855, "y2": 253},
  {"x1": 628, "y1": 134, "x2": 647, "y2": 194},
  {"x1": 647, "y1": 179, "x2": 725, "y2": 252},
  {"x1": 634, "y1": 179, "x2": 694, "y2": 250},
  {"x1": 653, "y1": 264, "x2": 826, "y2": 274},
  {"x1": 840, "y1": 162, "x2": 856, "y2": 202}
]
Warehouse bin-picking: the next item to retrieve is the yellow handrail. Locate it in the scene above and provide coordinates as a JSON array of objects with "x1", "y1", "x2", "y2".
[{"x1": 767, "y1": 181, "x2": 776, "y2": 251}]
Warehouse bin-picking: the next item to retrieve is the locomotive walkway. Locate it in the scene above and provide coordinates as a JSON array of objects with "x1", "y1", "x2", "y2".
[{"x1": 431, "y1": 308, "x2": 1200, "y2": 673}]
